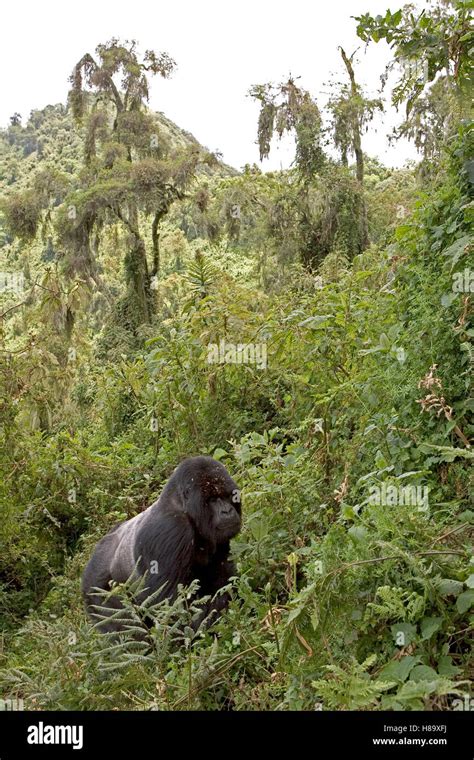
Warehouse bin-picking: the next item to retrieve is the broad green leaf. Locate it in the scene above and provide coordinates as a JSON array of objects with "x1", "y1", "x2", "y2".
[
  {"x1": 456, "y1": 589, "x2": 474, "y2": 614},
  {"x1": 409, "y1": 664, "x2": 439, "y2": 682},
  {"x1": 380, "y1": 655, "x2": 418, "y2": 683},
  {"x1": 435, "y1": 579, "x2": 464, "y2": 596},
  {"x1": 420, "y1": 616, "x2": 442, "y2": 640},
  {"x1": 438, "y1": 656, "x2": 461, "y2": 677}
]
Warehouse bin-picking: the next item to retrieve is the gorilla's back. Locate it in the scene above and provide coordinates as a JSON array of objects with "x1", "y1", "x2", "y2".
[{"x1": 109, "y1": 508, "x2": 151, "y2": 582}]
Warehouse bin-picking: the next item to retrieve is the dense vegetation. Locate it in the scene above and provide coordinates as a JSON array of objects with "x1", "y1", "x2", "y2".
[{"x1": 0, "y1": 2, "x2": 472, "y2": 711}]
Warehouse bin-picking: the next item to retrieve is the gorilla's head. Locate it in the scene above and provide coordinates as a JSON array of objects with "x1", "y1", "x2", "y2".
[{"x1": 170, "y1": 456, "x2": 242, "y2": 545}]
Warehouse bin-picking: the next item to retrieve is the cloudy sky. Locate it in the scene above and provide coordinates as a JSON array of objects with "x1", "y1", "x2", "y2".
[{"x1": 1, "y1": 0, "x2": 419, "y2": 170}]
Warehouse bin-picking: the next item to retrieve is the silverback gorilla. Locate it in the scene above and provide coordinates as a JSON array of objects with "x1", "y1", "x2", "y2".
[{"x1": 82, "y1": 456, "x2": 242, "y2": 632}]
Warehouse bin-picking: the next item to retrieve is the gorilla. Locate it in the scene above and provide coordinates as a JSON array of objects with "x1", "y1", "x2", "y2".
[{"x1": 82, "y1": 456, "x2": 242, "y2": 633}]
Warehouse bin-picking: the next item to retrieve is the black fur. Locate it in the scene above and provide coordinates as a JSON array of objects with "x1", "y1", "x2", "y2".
[{"x1": 82, "y1": 456, "x2": 241, "y2": 632}]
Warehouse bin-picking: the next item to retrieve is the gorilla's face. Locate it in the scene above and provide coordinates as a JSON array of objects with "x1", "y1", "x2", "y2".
[
  {"x1": 179, "y1": 456, "x2": 242, "y2": 544},
  {"x1": 209, "y1": 492, "x2": 241, "y2": 541}
]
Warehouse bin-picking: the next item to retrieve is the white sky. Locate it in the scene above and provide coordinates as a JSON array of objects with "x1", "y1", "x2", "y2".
[{"x1": 0, "y1": 0, "x2": 419, "y2": 171}]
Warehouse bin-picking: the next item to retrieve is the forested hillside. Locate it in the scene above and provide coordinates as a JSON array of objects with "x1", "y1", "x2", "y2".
[{"x1": 0, "y1": 3, "x2": 472, "y2": 711}]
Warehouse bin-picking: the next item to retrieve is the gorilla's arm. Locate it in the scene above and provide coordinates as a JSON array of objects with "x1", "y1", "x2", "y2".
[
  {"x1": 192, "y1": 544, "x2": 236, "y2": 627},
  {"x1": 135, "y1": 510, "x2": 196, "y2": 603}
]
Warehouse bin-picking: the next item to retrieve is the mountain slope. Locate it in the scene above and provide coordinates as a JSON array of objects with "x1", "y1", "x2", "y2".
[{"x1": 0, "y1": 103, "x2": 236, "y2": 197}]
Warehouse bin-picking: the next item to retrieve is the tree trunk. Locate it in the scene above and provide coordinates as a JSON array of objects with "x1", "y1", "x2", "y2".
[
  {"x1": 125, "y1": 203, "x2": 152, "y2": 324},
  {"x1": 339, "y1": 47, "x2": 369, "y2": 248},
  {"x1": 151, "y1": 210, "x2": 163, "y2": 278},
  {"x1": 339, "y1": 47, "x2": 364, "y2": 185}
]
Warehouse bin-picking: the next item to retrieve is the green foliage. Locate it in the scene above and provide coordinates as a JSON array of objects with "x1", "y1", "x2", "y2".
[
  {"x1": 249, "y1": 79, "x2": 325, "y2": 179},
  {"x1": 311, "y1": 655, "x2": 396, "y2": 710},
  {"x1": 355, "y1": 2, "x2": 472, "y2": 105},
  {"x1": 0, "y1": 4, "x2": 472, "y2": 713},
  {"x1": 355, "y1": 2, "x2": 473, "y2": 174},
  {"x1": 1, "y1": 191, "x2": 42, "y2": 242}
]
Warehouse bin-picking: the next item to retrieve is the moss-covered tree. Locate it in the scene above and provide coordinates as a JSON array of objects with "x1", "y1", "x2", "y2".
[
  {"x1": 249, "y1": 78, "x2": 368, "y2": 267},
  {"x1": 64, "y1": 39, "x2": 217, "y2": 325}
]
